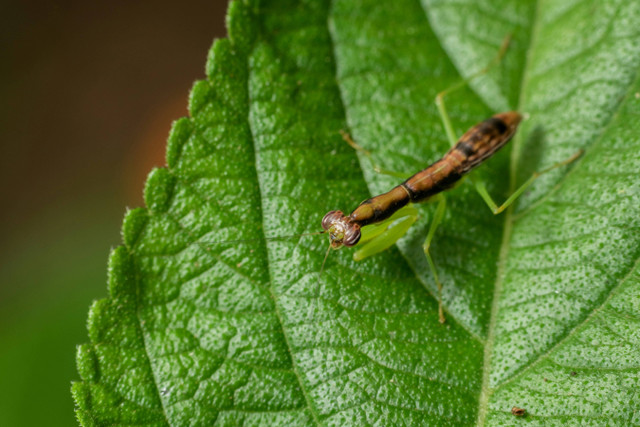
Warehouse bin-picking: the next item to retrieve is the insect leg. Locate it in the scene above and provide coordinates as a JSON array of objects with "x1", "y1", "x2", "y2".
[
  {"x1": 353, "y1": 205, "x2": 419, "y2": 261},
  {"x1": 422, "y1": 194, "x2": 447, "y2": 323},
  {"x1": 472, "y1": 150, "x2": 583, "y2": 214},
  {"x1": 436, "y1": 34, "x2": 512, "y2": 147},
  {"x1": 340, "y1": 130, "x2": 409, "y2": 179}
]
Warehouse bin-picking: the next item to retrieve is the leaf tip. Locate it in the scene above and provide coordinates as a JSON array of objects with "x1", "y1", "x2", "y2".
[
  {"x1": 76, "y1": 343, "x2": 99, "y2": 383},
  {"x1": 87, "y1": 299, "x2": 110, "y2": 343},
  {"x1": 122, "y1": 207, "x2": 148, "y2": 249},
  {"x1": 143, "y1": 167, "x2": 175, "y2": 214},
  {"x1": 188, "y1": 79, "x2": 214, "y2": 117},
  {"x1": 71, "y1": 382, "x2": 95, "y2": 427},
  {"x1": 166, "y1": 117, "x2": 193, "y2": 168},
  {"x1": 107, "y1": 246, "x2": 137, "y2": 301}
]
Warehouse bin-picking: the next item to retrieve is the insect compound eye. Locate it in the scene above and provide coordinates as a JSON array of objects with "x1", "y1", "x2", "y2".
[
  {"x1": 322, "y1": 210, "x2": 344, "y2": 230},
  {"x1": 343, "y1": 224, "x2": 361, "y2": 247}
]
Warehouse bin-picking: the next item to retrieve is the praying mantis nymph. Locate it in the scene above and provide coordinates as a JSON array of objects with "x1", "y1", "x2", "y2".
[
  {"x1": 320, "y1": 111, "x2": 582, "y2": 323},
  {"x1": 322, "y1": 111, "x2": 521, "y2": 250}
]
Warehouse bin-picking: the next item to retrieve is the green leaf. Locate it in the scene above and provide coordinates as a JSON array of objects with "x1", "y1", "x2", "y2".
[{"x1": 73, "y1": 0, "x2": 640, "y2": 425}]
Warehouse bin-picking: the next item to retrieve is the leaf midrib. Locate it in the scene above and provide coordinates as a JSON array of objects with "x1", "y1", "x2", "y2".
[{"x1": 475, "y1": 0, "x2": 542, "y2": 423}]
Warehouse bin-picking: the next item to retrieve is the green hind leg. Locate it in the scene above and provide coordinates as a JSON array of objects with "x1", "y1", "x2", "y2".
[
  {"x1": 353, "y1": 205, "x2": 419, "y2": 261},
  {"x1": 472, "y1": 150, "x2": 583, "y2": 214},
  {"x1": 436, "y1": 34, "x2": 512, "y2": 147},
  {"x1": 422, "y1": 195, "x2": 447, "y2": 323}
]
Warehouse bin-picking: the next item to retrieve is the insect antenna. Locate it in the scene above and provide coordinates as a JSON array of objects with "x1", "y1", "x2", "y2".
[
  {"x1": 194, "y1": 230, "x2": 326, "y2": 248},
  {"x1": 318, "y1": 241, "x2": 333, "y2": 280}
]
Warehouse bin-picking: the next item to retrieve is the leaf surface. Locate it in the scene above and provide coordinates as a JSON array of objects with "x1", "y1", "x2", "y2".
[{"x1": 74, "y1": 0, "x2": 640, "y2": 425}]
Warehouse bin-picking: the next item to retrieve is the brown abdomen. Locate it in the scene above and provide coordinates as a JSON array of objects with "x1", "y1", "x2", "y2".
[
  {"x1": 450, "y1": 111, "x2": 522, "y2": 174},
  {"x1": 348, "y1": 111, "x2": 522, "y2": 225},
  {"x1": 403, "y1": 111, "x2": 522, "y2": 202}
]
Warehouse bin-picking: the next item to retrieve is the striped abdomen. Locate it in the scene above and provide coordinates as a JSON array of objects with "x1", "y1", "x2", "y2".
[{"x1": 348, "y1": 111, "x2": 522, "y2": 227}]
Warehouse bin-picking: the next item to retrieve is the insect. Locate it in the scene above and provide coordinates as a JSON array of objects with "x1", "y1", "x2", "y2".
[
  {"x1": 319, "y1": 110, "x2": 581, "y2": 323},
  {"x1": 322, "y1": 111, "x2": 522, "y2": 251}
]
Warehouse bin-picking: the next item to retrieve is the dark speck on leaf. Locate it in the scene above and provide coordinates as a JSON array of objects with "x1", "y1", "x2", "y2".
[{"x1": 511, "y1": 406, "x2": 526, "y2": 417}]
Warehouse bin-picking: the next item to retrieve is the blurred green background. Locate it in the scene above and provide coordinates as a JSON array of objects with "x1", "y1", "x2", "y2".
[{"x1": 0, "y1": 1, "x2": 227, "y2": 425}]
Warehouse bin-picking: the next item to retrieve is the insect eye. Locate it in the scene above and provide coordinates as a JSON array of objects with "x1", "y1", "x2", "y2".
[
  {"x1": 343, "y1": 225, "x2": 361, "y2": 247},
  {"x1": 322, "y1": 210, "x2": 344, "y2": 230}
]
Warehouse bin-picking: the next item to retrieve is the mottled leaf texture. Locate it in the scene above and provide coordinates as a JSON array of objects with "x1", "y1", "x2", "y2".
[{"x1": 73, "y1": 0, "x2": 640, "y2": 425}]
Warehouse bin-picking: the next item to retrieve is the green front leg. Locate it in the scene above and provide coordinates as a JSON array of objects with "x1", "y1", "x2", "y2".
[{"x1": 353, "y1": 205, "x2": 419, "y2": 261}]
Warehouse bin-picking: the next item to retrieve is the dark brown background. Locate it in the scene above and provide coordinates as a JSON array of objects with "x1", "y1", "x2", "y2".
[{"x1": 0, "y1": 1, "x2": 227, "y2": 424}]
